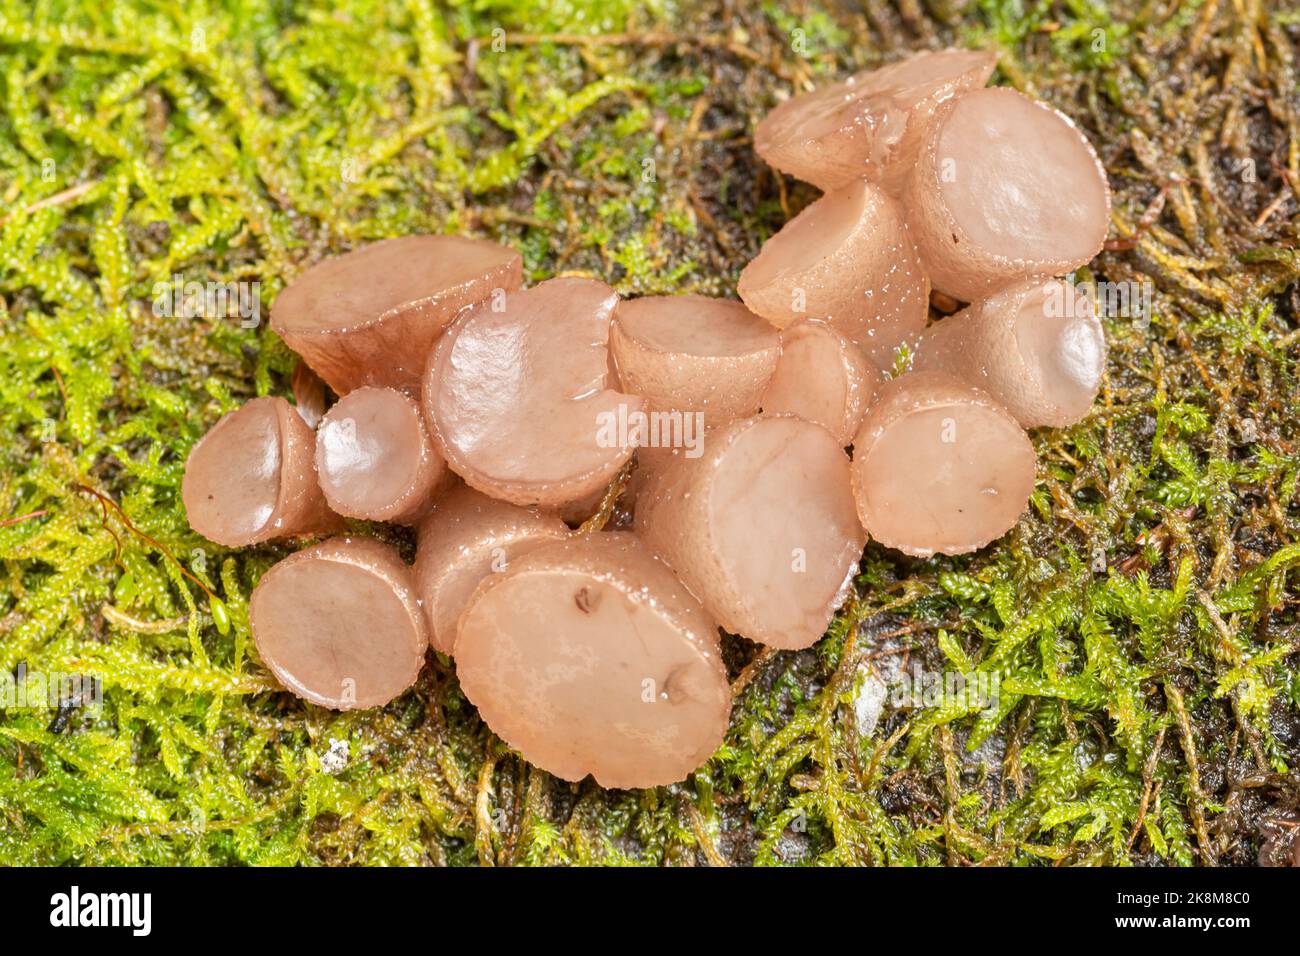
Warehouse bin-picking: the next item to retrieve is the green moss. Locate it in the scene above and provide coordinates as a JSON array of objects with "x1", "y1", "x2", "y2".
[{"x1": 0, "y1": 0, "x2": 1297, "y2": 866}]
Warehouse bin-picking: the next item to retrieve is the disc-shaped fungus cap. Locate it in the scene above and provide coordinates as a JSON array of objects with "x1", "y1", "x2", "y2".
[
  {"x1": 638, "y1": 414, "x2": 866, "y2": 649},
  {"x1": 270, "y1": 235, "x2": 523, "y2": 395},
  {"x1": 850, "y1": 371, "x2": 1036, "y2": 557},
  {"x1": 424, "y1": 277, "x2": 645, "y2": 511},
  {"x1": 315, "y1": 387, "x2": 451, "y2": 524},
  {"x1": 412, "y1": 484, "x2": 569, "y2": 654},
  {"x1": 737, "y1": 178, "x2": 930, "y2": 368},
  {"x1": 454, "y1": 532, "x2": 730, "y2": 790},
  {"x1": 249, "y1": 536, "x2": 428, "y2": 710},
  {"x1": 610, "y1": 295, "x2": 779, "y2": 422},
  {"x1": 913, "y1": 277, "x2": 1107, "y2": 428},
  {"x1": 755, "y1": 47, "x2": 997, "y2": 194},
  {"x1": 904, "y1": 87, "x2": 1111, "y2": 302},
  {"x1": 183, "y1": 396, "x2": 340, "y2": 548},
  {"x1": 760, "y1": 319, "x2": 883, "y2": 445}
]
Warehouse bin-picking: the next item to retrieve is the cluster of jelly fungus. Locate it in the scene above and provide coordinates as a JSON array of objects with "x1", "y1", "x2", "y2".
[{"x1": 185, "y1": 46, "x2": 1111, "y2": 790}]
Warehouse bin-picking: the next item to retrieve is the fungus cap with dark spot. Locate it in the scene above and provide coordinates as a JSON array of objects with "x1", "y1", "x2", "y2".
[{"x1": 454, "y1": 532, "x2": 730, "y2": 790}]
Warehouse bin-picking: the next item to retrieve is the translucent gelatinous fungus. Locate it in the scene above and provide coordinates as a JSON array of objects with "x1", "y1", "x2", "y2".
[
  {"x1": 619, "y1": 445, "x2": 682, "y2": 525},
  {"x1": 914, "y1": 277, "x2": 1106, "y2": 427},
  {"x1": 249, "y1": 537, "x2": 428, "y2": 710},
  {"x1": 455, "y1": 533, "x2": 730, "y2": 789},
  {"x1": 424, "y1": 277, "x2": 644, "y2": 511},
  {"x1": 755, "y1": 47, "x2": 997, "y2": 194},
  {"x1": 904, "y1": 87, "x2": 1111, "y2": 301},
  {"x1": 638, "y1": 415, "x2": 865, "y2": 649},
  {"x1": 611, "y1": 295, "x2": 779, "y2": 422},
  {"x1": 290, "y1": 359, "x2": 327, "y2": 429},
  {"x1": 850, "y1": 371, "x2": 1036, "y2": 556},
  {"x1": 182, "y1": 396, "x2": 340, "y2": 548},
  {"x1": 315, "y1": 387, "x2": 450, "y2": 524},
  {"x1": 737, "y1": 178, "x2": 929, "y2": 368},
  {"x1": 761, "y1": 319, "x2": 882, "y2": 444},
  {"x1": 190, "y1": 60, "x2": 1113, "y2": 773},
  {"x1": 412, "y1": 484, "x2": 569, "y2": 653},
  {"x1": 270, "y1": 235, "x2": 523, "y2": 395}
]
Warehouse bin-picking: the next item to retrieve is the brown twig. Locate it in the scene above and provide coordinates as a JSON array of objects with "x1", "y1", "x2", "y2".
[
  {"x1": 72, "y1": 482, "x2": 221, "y2": 604},
  {"x1": 1166, "y1": 684, "x2": 1219, "y2": 865},
  {"x1": 0, "y1": 509, "x2": 49, "y2": 529},
  {"x1": 0, "y1": 180, "x2": 98, "y2": 227},
  {"x1": 1126, "y1": 725, "x2": 1167, "y2": 851}
]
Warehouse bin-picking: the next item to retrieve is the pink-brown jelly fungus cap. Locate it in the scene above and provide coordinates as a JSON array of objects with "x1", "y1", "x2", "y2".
[
  {"x1": 249, "y1": 536, "x2": 428, "y2": 710},
  {"x1": 850, "y1": 371, "x2": 1036, "y2": 557},
  {"x1": 270, "y1": 234, "x2": 523, "y2": 394},
  {"x1": 454, "y1": 532, "x2": 730, "y2": 790},
  {"x1": 182, "y1": 395, "x2": 340, "y2": 548}
]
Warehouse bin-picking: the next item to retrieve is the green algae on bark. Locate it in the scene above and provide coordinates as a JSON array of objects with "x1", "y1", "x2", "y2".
[{"x1": 0, "y1": 0, "x2": 1298, "y2": 866}]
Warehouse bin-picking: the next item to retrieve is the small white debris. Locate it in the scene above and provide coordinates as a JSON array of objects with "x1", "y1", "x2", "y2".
[
  {"x1": 320, "y1": 737, "x2": 350, "y2": 774},
  {"x1": 1091, "y1": 546, "x2": 1107, "y2": 574},
  {"x1": 853, "y1": 669, "x2": 888, "y2": 738}
]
